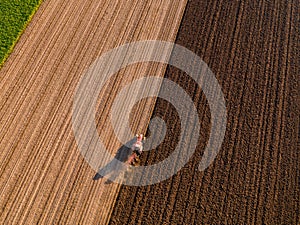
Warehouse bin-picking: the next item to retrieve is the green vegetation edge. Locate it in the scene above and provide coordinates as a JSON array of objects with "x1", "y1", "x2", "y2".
[{"x1": 0, "y1": 0, "x2": 43, "y2": 68}]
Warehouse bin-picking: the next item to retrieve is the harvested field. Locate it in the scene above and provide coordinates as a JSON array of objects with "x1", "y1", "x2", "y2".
[
  {"x1": 109, "y1": 0, "x2": 299, "y2": 224},
  {"x1": 0, "y1": 0, "x2": 188, "y2": 224}
]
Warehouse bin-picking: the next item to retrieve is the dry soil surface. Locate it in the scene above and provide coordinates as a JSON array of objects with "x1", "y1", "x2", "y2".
[
  {"x1": 0, "y1": 0, "x2": 188, "y2": 224},
  {"x1": 109, "y1": 0, "x2": 299, "y2": 224}
]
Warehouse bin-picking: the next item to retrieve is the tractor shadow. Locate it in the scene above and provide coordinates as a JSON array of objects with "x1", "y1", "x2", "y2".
[{"x1": 92, "y1": 138, "x2": 136, "y2": 184}]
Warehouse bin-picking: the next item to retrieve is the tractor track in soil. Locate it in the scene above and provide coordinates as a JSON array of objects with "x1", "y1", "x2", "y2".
[
  {"x1": 109, "y1": 0, "x2": 299, "y2": 224},
  {"x1": 0, "y1": 0, "x2": 188, "y2": 224}
]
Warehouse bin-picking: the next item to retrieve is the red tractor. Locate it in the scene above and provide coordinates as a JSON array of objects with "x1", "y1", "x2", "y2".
[{"x1": 126, "y1": 134, "x2": 145, "y2": 166}]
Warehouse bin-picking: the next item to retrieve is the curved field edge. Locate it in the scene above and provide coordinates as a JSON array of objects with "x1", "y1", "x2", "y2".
[{"x1": 0, "y1": 0, "x2": 42, "y2": 68}]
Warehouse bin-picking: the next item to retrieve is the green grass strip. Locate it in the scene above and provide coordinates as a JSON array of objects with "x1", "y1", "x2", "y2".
[{"x1": 0, "y1": 0, "x2": 42, "y2": 68}]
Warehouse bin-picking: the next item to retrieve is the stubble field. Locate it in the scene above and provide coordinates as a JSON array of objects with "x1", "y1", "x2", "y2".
[
  {"x1": 0, "y1": 0, "x2": 298, "y2": 224},
  {"x1": 109, "y1": 1, "x2": 299, "y2": 224}
]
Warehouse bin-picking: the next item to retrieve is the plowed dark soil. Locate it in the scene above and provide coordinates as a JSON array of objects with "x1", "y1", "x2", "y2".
[{"x1": 109, "y1": 0, "x2": 299, "y2": 224}]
